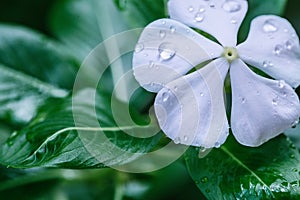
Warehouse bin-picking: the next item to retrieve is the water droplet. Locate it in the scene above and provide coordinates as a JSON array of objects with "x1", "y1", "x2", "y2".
[
  {"x1": 200, "y1": 92, "x2": 204, "y2": 97},
  {"x1": 291, "y1": 120, "x2": 299, "y2": 128},
  {"x1": 272, "y1": 98, "x2": 278, "y2": 106},
  {"x1": 278, "y1": 80, "x2": 285, "y2": 89},
  {"x1": 201, "y1": 176, "x2": 209, "y2": 183},
  {"x1": 290, "y1": 143, "x2": 296, "y2": 149},
  {"x1": 274, "y1": 45, "x2": 284, "y2": 55},
  {"x1": 162, "y1": 91, "x2": 170, "y2": 102},
  {"x1": 135, "y1": 43, "x2": 144, "y2": 53},
  {"x1": 183, "y1": 135, "x2": 188, "y2": 142},
  {"x1": 194, "y1": 12, "x2": 205, "y2": 22},
  {"x1": 149, "y1": 61, "x2": 155, "y2": 69},
  {"x1": 170, "y1": 26, "x2": 176, "y2": 33},
  {"x1": 263, "y1": 20, "x2": 278, "y2": 33},
  {"x1": 262, "y1": 60, "x2": 273, "y2": 68},
  {"x1": 214, "y1": 142, "x2": 220, "y2": 147},
  {"x1": 290, "y1": 154, "x2": 295, "y2": 159},
  {"x1": 198, "y1": 147, "x2": 212, "y2": 158},
  {"x1": 158, "y1": 43, "x2": 176, "y2": 60},
  {"x1": 188, "y1": 6, "x2": 194, "y2": 12},
  {"x1": 205, "y1": 189, "x2": 211, "y2": 193},
  {"x1": 199, "y1": 5, "x2": 206, "y2": 13},
  {"x1": 209, "y1": 3, "x2": 215, "y2": 8},
  {"x1": 222, "y1": 1, "x2": 241, "y2": 13},
  {"x1": 186, "y1": 28, "x2": 190, "y2": 33},
  {"x1": 173, "y1": 86, "x2": 178, "y2": 91},
  {"x1": 174, "y1": 137, "x2": 181, "y2": 144},
  {"x1": 195, "y1": 180, "x2": 200, "y2": 184},
  {"x1": 230, "y1": 18, "x2": 238, "y2": 24},
  {"x1": 161, "y1": 20, "x2": 166, "y2": 25},
  {"x1": 292, "y1": 168, "x2": 298, "y2": 172},
  {"x1": 159, "y1": 30, "x2": 166, "y2": 39},
  {"x1": 256, "y1": 91, "x2": 260, "y2": 95},
  {"x1": 241, "y1": 97, "x2": 246, "y2": 104},
  {"x1": 285, "y1": 40, "x2": 293, "y2": 50}
]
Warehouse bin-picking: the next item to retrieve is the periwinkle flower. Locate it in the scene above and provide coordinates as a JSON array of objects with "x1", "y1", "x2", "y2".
[{"x1": 132, "y1": 0, "x2": 300, "y2": 148}]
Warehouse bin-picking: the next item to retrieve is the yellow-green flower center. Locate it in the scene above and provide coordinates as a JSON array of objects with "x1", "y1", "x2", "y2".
[{"x1": 223, "y1": 47, "x2": 239, "y2": 63}]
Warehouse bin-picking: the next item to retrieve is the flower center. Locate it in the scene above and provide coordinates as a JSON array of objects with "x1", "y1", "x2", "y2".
[{"x1": 223, "y1": 47, "x2": 239, "y2": 63}]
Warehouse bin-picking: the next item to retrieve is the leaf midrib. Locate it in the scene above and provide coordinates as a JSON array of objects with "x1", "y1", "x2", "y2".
[{"x1": 220, "y1": 146, "x2": 275, "y2": 198}]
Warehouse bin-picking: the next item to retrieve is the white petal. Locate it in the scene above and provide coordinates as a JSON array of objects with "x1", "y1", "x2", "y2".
[
  {"x1": 238, "y1": 15, "x2": 300, "y2": 88},
  {"x1": 168, "y1": 0, "x2": 248, "y2": 46},
  {"x1": 230, "y1": 59, "x2": 300, "y2": 147},
  {"x1": 133, "y1": 19, "x2": 223, "y2": 92},
  {"x1": 154, "y1": 58, "x2": 229, "y2": 148}
]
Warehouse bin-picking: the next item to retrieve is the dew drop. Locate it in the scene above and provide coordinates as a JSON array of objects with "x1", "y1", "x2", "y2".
[
  {"x1": 209, "y1": 3, "x2": 216, "y2": 8},
  {"x1": 205, "y1": 189, "x2": 211, "y2": 193},
  {"x1": 173, "y1": 86, "x2": 178, "y2": 91},
  {"x1": 149, "y1": 61, "x2": 155, "y2": 69},
  {"x1": 162, "y1": 91, "x2": 170, "y2": 102},
  {"x1": 285, "y1": 40, "x2": 293, "y2": 50},
  {"x1": 263, "y1": 20, "x2": 278, "y2": 33},
  {"x1": 199, "y1": 5, "x2": 206, "y2": 13},
  {"x1": 291, "y1": 120, "x2": 299, "y2": 128},
  {"x1": 188, "y1": 6, "x2": 194, "y2": 12},
  {"x1": 159, "y1": 30, "x2": 166, "y2": 39},
  {"x1": 174, "y1": 137, "x2": 181, "y2": 144},
  {"x1": 277, "y1": 80, "x2": 285, "y2": 89},
  {"x1": 183, "y1": 135, "x2": 188, "y2": 142},
  {"x1": 195, "y1": 180, "x2": 200, "y2": 184},
  {"x1": 241, "y1": 97, "x2": 246, "y2": 104},
  {"x1": 222, "y1": 0, "x2": 241, "y2": 13},
  {"x1": 194, "y1": 12, "x2": 205, "y2": 22},
  {"x1": 272, "y1": 98, "x2": 278, "y2": 106},
  {"x1": 201, "y1": 176, "x2": 209, "y2": 183},
  {"x1": 135, "y1": 43, "x2": 144, "y2": 53},
  {"x1": 200, "y1": 92, "x2": 204, "y2": 97},
  {"x1": 290, "y1": 143, "x2": 296, "y2": 149},
  {"x1": 290, "y1": 154, "x2": 295, "y2": 159},
  {"x1": 170, "y1": 26, "x2": 176, "y2": 33},
  {"x1": 230, "y1": 18, "x2": 238, "y2": 24},
  {"x1": 158, "y1": 43, "x2": 176, "y2": 60},
  {"x1": 274, "y1": 45, "x2": 284, "y2": 55},
  {"x1": 161, "y1": 20, "x2": 166, "y2": 25},
  {"x1": 262, "y1": 60, "x2": 273, "y2": 68},
  {"x1": 214, "y1": 142, "x2": 220, "y2": 148}
]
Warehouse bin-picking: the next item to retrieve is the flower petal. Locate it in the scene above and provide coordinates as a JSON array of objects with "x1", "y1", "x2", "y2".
[
  {"x1": 154, "y1": 58, "x2": 229, "y2": 148},
  {"x1": 238, "y1": 15, "x2": 300, "y2": 88},
  {"x1": 168, "y1": 0, "x2": 248, "y2": 46},
  {"x1": 230, "y1": 59, "x2": 300, "y2": 147},
  {"x1": 133, "y1": 19, "x2": 223, "y2": 92}
]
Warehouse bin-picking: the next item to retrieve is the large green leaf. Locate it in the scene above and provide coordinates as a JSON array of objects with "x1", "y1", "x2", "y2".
[
  {"x1": 185, "y1": 136, "x2": 300, "y2": 199},
  {"x1": 0, "y1": 87, "x2": 162, "y2": 168},
  {"x1": 0, "y1": 25, "x2": 77, "y2": 124}
]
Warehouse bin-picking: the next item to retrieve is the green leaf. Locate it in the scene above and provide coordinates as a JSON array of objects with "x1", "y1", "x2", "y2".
[
  {"x1": 113, "y1": 0, "x2": 167, "y2": 28},
  {"x1": 0, "y1": 88, "x2": 161, "y2": 168},
  {"x1": 185, "y1": 136, "x2": 300, "y2": 199},
  {"x1": 0, "y1": 25, "x2": 77, "y2": 124}
]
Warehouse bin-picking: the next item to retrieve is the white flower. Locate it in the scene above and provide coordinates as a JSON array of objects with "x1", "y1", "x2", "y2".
[{"x1": 132, "y1": 0, "x2": 300, "y2": 148}]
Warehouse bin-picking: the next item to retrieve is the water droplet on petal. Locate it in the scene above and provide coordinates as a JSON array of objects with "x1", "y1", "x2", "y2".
[
  {"x1": 263, "y1": 20, "x2": 278, "y2": 33},
  {"x1": 161, "y1": 20, "x2": 166, "y2": 25},
  {"x1": 158, "y1": 43, "x2": 176, "y2": 60},
  {"x1": 183, "y1": 135, "x2": 188, "y2": 142},
  {"x1": 159, "y1": 30, "x2": 166, "y2": 39},
  {"x1": 209, "y1": 3, "x2": 216, "y2": 8},
  {"x1": 194, "y1": 12, "x2": 205, "y2": 22},
  {"x1": 199, "y1": 5, "x2": 206, "y2": 13},
  {"x1": 262, "y1": 60, "x2": 273, "y2": 68},
  {"x1": 214, "y1": 142, "x2": 220, "y2": 148},
  {"x1": 285, "y1": 40, "x2": 293, "y2": 50},
  {"x1": 241, "y1": 97, "x2": 246, "y2": 104},
  {"x1": 291, "y1": 120, "x2": 299, "y2": 128},
  {"x1": 170, "y1": 26, "x2": 176, "y2": 33},
  {"x1": 272, "y1": 98, "x2": 278, "y2": 106},
  {"x1": 149, "y1": 61, "x2": 155, "y2": 69},
  {"x1": 230, "y1": 18, "x2": 238, "y2": 24},
  {"x1": 278, "y1": 80, "x2": 285, "y2": 89},
  {"x1": 162, "y1": 91, "x2": 170, "y2": 102},
  {"x1": 174, "y1": 137, "x2": 181, "y2": 144},
  {"x1": 274, "y1": 45, "x2": 284, "y2": 55},
  {"x1": 135, "y1": 43, "x2": 144, "y2": 53},
  {"x1": 222, "y1": 0, "x2": 241, "y2": 13},
  {"x1": 188, "y1": 6, "x2": 194, "y2": 12}
]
